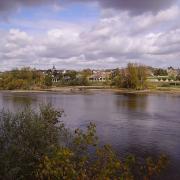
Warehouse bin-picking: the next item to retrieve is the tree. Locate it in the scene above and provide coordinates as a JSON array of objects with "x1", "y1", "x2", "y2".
[
  {"x1": 111, "y1": 64, "x2": 147, "y2": 90},
  {"x1": 44, "y1": 75, "x2": 52, "y2": 87},
  {"x1": 81, "y1": 69, "x2": 92, "y2": 78},
  {"x1": 176, "y1": 75, "x2": 180, "y2": 81},
  {"x1": 138, "y1": 65, "x2": 148, "y2": 89},
  {"x1": 126, "y1": 63, "x2": 139, "y2": 89},
  {"x1": 122, "y1": 63, "x2": 147, "y2": 90},
  {"x1": 153, "y1": 69, "x2": 168, "y2": 76},
  {"x1": 0, "y1": 68, "x2": 44, "y2": 90},
  {"x1": 0, "y1": 105, "x2": 64, "y2": 179},
  {"x1": 111, "y1": 74, "x2": 123, "y2": 87},
  {"x1": 64, "y1": 71, "x2": 77, "y2": 80}
]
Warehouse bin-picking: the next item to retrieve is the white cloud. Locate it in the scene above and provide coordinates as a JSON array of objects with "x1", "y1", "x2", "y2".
[
  {"x1": 135, "y1": 6, "x2": 180, "y2": 31},
  {"x1": 0, "y1": 5, "x2": 180, "y2": 71}
]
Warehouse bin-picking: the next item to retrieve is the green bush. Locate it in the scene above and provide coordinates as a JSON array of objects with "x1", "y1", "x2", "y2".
[
  {"x1": 44, "y1": 74, "x2": 53, "y2": 87},
  {"x1": 161, "y1": 83, "x2": 171, "y2": 87},
  {"x1": 162, "y1": 77, "x2": 167, "y2": 81},
  {"x1": 0, "y1": 105, "x2": 168, "y2": 179},
  {"x1": 0, "y1": 68, "x2": 44, "y2": 90}
]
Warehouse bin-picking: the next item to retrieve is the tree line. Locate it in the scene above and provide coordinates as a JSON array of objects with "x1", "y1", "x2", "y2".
[
  {"x1": 0, "y1": 68, "x2": 91, "y2": 90},
  {"x1": 0, "y1": 68, "x2": 44, "y2": 90},
  {"x1": 0, "y1": 64, "x2": 149, "y2": 90}
]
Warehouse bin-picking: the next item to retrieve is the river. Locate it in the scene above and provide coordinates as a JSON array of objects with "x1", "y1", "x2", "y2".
[{"x1": 0, "y1": 91, "x2": 180, "y2": 179}]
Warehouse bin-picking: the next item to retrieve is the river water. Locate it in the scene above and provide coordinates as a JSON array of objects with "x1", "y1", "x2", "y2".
[{"x1": 0, "y1": 91, "x2": 180, "y2": 179}]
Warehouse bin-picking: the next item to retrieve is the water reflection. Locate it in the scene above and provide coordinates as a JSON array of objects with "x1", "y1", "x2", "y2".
[
  {"x1": 115, "y1": 93, "x2": 148, "y2": 111},
  {"x1": 0, "y1": 93, "x2": 36, "y2": 112},
  {"x1": 4, "y1": 94, "x2": 32, "y2": 104}
]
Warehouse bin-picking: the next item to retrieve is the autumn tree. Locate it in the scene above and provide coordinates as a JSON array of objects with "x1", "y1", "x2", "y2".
[
  {"x1": 111, "y1": 64, "x2": 147, "y2": 90},
  {"x1": 0, "y1": 68, "x2": 44, "y2": 90},
  {"x1": 44, "y1": 74, "x2": 52, "y2": 87}
]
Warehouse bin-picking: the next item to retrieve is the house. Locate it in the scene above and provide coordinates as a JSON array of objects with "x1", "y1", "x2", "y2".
[
  {"x1": 89, "y1": 70, "x2": 111, "y2": 82},
  {"x1": 176, "y1": 69, "x2": 180, "y2": 76},
  {"x1": 167, "y1": 67, "x2": 178, "y2": 77},
  {"x1": 52, "y1": 75, "x2": 59, "y2": 83}
]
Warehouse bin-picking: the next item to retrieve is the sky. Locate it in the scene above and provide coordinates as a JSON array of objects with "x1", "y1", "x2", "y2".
[{"x1": 0, "y1": 0, "x2": 180, "y2": 71}]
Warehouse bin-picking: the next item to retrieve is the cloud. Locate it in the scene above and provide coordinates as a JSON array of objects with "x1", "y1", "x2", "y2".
[
  {"x1": 134, "y1": 6, "x2": 180, "y2": 32},
  {"x1": 62, "y1": 0, "x2": 178, "y2": 15},
  {"x1": 0, "y1": 5, "x2": 180, "y2": 71},
  {"x1": 0, "y1": 0, "x2": 178, "y2": 15},
  {"x1": 0, "y1": 0, "x2": 55, "y2": 10},
  {"x1": 98, "y1": 0, "x2": 177, "y2": 14},
  {"x1": 0, "y1": 0, "x2": 57, "y2": 16}
]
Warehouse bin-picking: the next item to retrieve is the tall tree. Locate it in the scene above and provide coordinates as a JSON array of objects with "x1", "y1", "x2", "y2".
[{"x1": 126, "y1": 63, "x2": 147, "y2": 90}]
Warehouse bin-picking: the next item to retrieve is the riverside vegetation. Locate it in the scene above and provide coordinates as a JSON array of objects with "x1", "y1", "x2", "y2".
[
  {"x1": 0, "y1": 68, "x2": 90, "y2": 90},
  {"x1": 0, "y1": 105, "x2": 168, "y2": 180},
  {"x1": 0, "y1": 64, "x2": 179, "y2": 91},
  {"x1": 0, "y1": 68, "x2": 44, "y2": 90},
  {"x1": 0, "y1": 63, "x2": 148, "y2": 90}
]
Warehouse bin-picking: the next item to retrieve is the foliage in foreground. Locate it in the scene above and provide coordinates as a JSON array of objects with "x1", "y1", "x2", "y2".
[{"x1": 0, "y1": 105, "x2": 168, "y2": 180}]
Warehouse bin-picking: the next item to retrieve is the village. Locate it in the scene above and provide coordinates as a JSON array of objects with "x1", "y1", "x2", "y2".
[
  {"x1": 42, "y1": 65, "x2": 180, "y2": 84},
  {"x1": 0, "y1": 64, "x2": 180, "y2": 91}
]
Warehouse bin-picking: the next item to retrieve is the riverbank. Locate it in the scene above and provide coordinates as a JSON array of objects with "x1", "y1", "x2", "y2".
[{"x1": 1, "y1": 86, "x2": 180, "y2": 95}]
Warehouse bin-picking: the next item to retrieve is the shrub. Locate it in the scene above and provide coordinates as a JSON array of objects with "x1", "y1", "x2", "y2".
[
  {"x1": 0, "y1": 68, "x2": 44, "y2": 90},
  {"x1": 161, "y1": 83, "x2": 171, "y2": 87},
  {"x1": 0, "y1": 105, "x2": 168, "y2": 179},
  {"x1": 162, "y1": 77, "x2": 167, "y2": 81}
]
